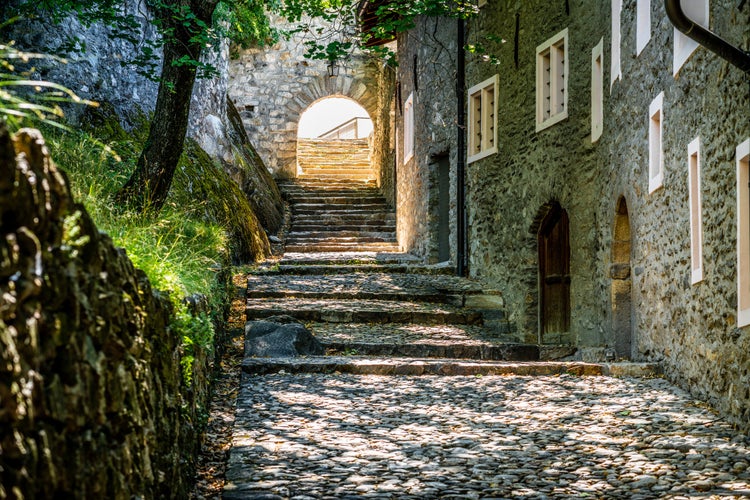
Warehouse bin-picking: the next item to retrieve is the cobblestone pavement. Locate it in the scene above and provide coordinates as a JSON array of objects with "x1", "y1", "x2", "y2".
[{"x1": 224, "y1": 373, "x2": 750, "y2": 499}]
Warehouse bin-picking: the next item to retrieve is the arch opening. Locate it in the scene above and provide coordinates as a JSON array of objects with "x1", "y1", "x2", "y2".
[
  {"x1": 610, "y1": 196, "x2": 633, "y2": 359},
  {"x1": 296, "y1": 97, "x2": 375, "y2": 182},
  {"x1": 298, "y1": 97, "x2": 373, "y2": 139}
]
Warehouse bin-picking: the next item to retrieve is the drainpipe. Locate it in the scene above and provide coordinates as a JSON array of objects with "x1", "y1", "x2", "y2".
[
  {"x1": 665, "y1": 0, "x2": 750, "y2": 74},
  {"x1": 456, "y1": 18, "x2": 468, "y2": 277}
]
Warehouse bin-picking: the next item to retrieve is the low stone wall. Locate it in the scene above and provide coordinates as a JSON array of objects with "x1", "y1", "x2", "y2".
[{"x1": 0, "y1": 127, "x2": 209, "y2": 498}]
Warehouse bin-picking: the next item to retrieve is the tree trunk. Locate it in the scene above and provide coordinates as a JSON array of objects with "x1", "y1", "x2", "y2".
[{"x1": 116, "y1": 0, "x2": 219, "y2": 213}]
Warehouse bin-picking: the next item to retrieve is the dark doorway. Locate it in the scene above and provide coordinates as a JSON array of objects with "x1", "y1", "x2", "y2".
[
  {"x1": 610, "y1": 197, "x2": 633, "y2": 359},
  {"x1": 436, "y1": 155, "x2": 451, "y2": 262},
  {"x1": 538, "y1": 202, "x2": 570, "y2": 343}
]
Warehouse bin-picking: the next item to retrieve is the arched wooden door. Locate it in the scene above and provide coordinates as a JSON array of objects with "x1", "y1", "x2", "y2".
[{"x1": 538, "y1": 203, "x2": 570, "y2": 343}]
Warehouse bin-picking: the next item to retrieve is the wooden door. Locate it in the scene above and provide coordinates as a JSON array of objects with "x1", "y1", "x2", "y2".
[{"x1": 538, "y1": 203, "x2": 570, "y2": 340}]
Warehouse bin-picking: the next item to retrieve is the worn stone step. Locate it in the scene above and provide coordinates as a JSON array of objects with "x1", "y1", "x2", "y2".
[
  {"x1": 246, "y1": 273, "x2": 482, "y2": 302},
  {"x1": 322, "y1": 342, "x2": 540, "y2": 361},
  {"x1": 245, "y1": 298, "x2": 483, "y2": 324},
  {"x1": 284, "y1": 243, "x2": 401, "y2": 253},
  {"x1": 289, "y1": 225, "x2": 396, "y2": 234},
  {"x1": 285, "y1": 236, "x2": 398, "y2": 246},
  {"x1": 241, "y1": 357, "x2": 661, "y2": 377},
  {"x1": 278, "y1": 251, "x2": 420, "y2": 265},
  {"x1": 287, "y1": 229, "x2": 395, "y2": 238},
  {"x1": 291, "y1": 213, "x2": 396, "y2": 222},
  {"x1": 291, "y1": 205, "x2": 392, "y2": 214},
  {"x1": 252, "y1": 263, "x2": 456, "y2": 275},
  {"x1": 284, "y1": 195, "x2": 386, "y2": 205}
]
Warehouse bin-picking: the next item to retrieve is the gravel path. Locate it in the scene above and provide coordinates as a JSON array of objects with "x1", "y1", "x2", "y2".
[{"x1": 224, "y1": 374, "x2": 750, "y2": 499}]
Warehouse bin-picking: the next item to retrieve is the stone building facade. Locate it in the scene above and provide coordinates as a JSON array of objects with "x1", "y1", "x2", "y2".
[
  {"x1": 395, "y1": 18, "x2": 459, "y2": 263},
  {"x1": 396, "y1": 0, "x2": 749, "y2": 427}
]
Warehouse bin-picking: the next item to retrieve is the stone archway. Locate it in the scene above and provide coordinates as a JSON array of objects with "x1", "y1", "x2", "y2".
[
  {"x1": 227, "y1": 26, "x2": 384, "y2": 179},
  {"x1": 610, "y1": 196, "x2": 633, "y2": 359}
]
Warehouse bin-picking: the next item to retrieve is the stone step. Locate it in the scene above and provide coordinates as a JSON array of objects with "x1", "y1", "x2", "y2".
[
  {"x1": 278, "y1": 251, "x2": 420, "y2": 265},
  {"x1": 246, "y1": 273, "x2": 482, "y2": 303},
  {"x1": 291, "y1": 205, "x2": 392, "y2": 214},
  {"x1": 252, "y1": 263, "x2": 455, "y2": 276},
  {"x1": 241, "y1": 357, "x2": 662, "y2": 377},
  {"x1": 289, "y1": 224, "x2": 396, "y2": 233},
  {"x1": 283, "y1": 195, "x2": 387, "y2": 205},
  {"x1": 291, "y1": 213, "x2": 396, "y2": 222},
  {"x1": 287, "y1": 230, "x2": 397, "y2": 239},
  {"x1": 297, "y1": 174, "x2": 376, "y2": 181},
  {"x1": 284, "y1": 243, "x2": 401, "y2": 253},
  {"x1": 245, "y1": 298, "x2": 483, "y2": 324},
  {"x1": 299, "y1": 167, "x2": 372, "y2": 174},
  {"x1": 285, "y1": 236, "x2": 398, "y2": 246}
]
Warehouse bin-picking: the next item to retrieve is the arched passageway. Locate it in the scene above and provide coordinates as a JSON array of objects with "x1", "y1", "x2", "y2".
[
  {"x1": 296, "y1": 97, "x2": 376, "y2": 182},
  {"x1": 610, "y1": 196, "x2": 633, "y2": 359}
]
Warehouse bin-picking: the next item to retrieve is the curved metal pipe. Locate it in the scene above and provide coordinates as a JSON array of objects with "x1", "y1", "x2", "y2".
[{"x1": 665, "y1": 0, "x2": 750, "y2": 74}]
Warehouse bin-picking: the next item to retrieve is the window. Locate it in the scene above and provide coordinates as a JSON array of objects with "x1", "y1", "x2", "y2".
[
  {"x1": 737, "y1": 139, "x2": 750, "y2": 327},
  {"x1": 536, "y1": 29, "x2": 568, "y2": 132},
  {"x1": 611, "y1": 0, "x2": 621, "y2": 88},
  {"x1": 674, "y1": 0, "x2": 709, "y2": 75},
  {"x1": 636, "y1": 0, "x2": 651, "y2": 55},
  {"x1": 688, "y1": 137, "x2": 703, "y2": 284},
  {"x1": 468, "y1": 74, "x2": 498, "y2": 163},
  {"x1": 591, "y1": 39, "x2": 604, "y2": 142},
  {"x1": 648, "y1": 92, "x2": 664, "y2": 193},
  {"x1": 403, "y1": 92, "x2": 414, "y2": 164}
]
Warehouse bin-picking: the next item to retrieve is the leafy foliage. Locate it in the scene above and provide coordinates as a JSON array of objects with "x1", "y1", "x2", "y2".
[{"x1": 278, "y1": 0, "x2": 480, "y2": 65}]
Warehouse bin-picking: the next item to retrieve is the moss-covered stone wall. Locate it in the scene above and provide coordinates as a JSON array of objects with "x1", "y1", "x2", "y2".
[{"x1": 0, "y1": 127, "x2": 210, "y2": 498}]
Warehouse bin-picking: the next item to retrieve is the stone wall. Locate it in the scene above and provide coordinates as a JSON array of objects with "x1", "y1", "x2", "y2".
[
  {"x1": 457, "y1": 0, "x2": 749, "y2": 427},
  {"x1": 396, "y1": 17, "x2": 458, "y2": 263},
  {"x1": 227, "y1": 15, "x2": 385, "y2": 180},
  {"x1": 3, "y1": 1, "x2": 284, "y2": 237},
  {"x1": 0, "y1": 127, "x2": 210, "y2": 498},
  {"x1": 600, "y1": 0, "x2": 750, "y2": 428},
  {"x1": 464, "y1": 1, "x2": 604, "y2": 346}
]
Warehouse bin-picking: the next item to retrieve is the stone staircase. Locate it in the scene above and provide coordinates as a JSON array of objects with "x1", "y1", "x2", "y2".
[
  {"x1": 297, "y1": 138, "x2": 374, "y2": 182},
  {"x1": 278, "y1": 178, "x2": 399, "y2": 254},
  {"x1": 242, "y1": 179, "x2": 662, "y2": 377}
]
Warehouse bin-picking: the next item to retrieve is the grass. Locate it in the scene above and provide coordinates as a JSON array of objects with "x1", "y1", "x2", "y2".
[
  {"x1": 47, "y1": 124, "x2": 228, "y2": 298},
  {"x1": 43, "y1": 122, "x2": 233, "y2": 385}
]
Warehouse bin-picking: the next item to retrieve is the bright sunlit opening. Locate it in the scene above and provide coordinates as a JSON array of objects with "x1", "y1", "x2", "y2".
[{"x1": 298, "y1": 97, "x2": 373, "y2": 139}]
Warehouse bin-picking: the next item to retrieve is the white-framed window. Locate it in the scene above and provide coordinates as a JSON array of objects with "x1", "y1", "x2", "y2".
[
  {"x1": 636, "y1": 0, "x2": 651, "y2": 55},
  {"x1": 688, "y1": 137, "x2": 703, "y2": 284},
  {"x1": 737, "y1": 138, "x2": 750, "y2": 327},
  {"x1": 591, "y1": 38, "x2": 604, "y2": 142},
  {"x1": 674, "y1": 0, "x2": 709, "y2": 75},
  {"x1": 648, "y1": 92, "x2": 664, "y2": 193},
  {"x1": 611, "y1": 0, "x2": 622, "y2": 88},
  {"x1": 536, "y1": 29, "x2": 568, "y2": 132},
  {"x1": 403, "y1": 92, "x2": 414, "y2": 164},
  {"x1": 468, "y1": 74, "x2": 498, "y2": 163}
]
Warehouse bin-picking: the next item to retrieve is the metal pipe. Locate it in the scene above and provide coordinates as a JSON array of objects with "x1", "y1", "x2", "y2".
[
  {"x1": 664, "y1": 0, "x2": 750, "y2": 74},
  {"x1": 456, "y1": 18, "x2": 467, "y2": 277}
]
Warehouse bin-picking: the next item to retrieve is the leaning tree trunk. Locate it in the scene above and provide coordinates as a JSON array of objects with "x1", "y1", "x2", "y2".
[{"x1": 116, "y1": 0, "x2": 219, "y2": 213}]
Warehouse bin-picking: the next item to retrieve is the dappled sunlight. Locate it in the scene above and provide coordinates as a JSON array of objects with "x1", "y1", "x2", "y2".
[{"x1": 226, "y1": 374, "x2": 750, "y2": 497}]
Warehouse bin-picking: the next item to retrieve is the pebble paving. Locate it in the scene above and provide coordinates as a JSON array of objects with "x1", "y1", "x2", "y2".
[{"x1": 224, "y1": 373, "x2": 750, "y2": 499}]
